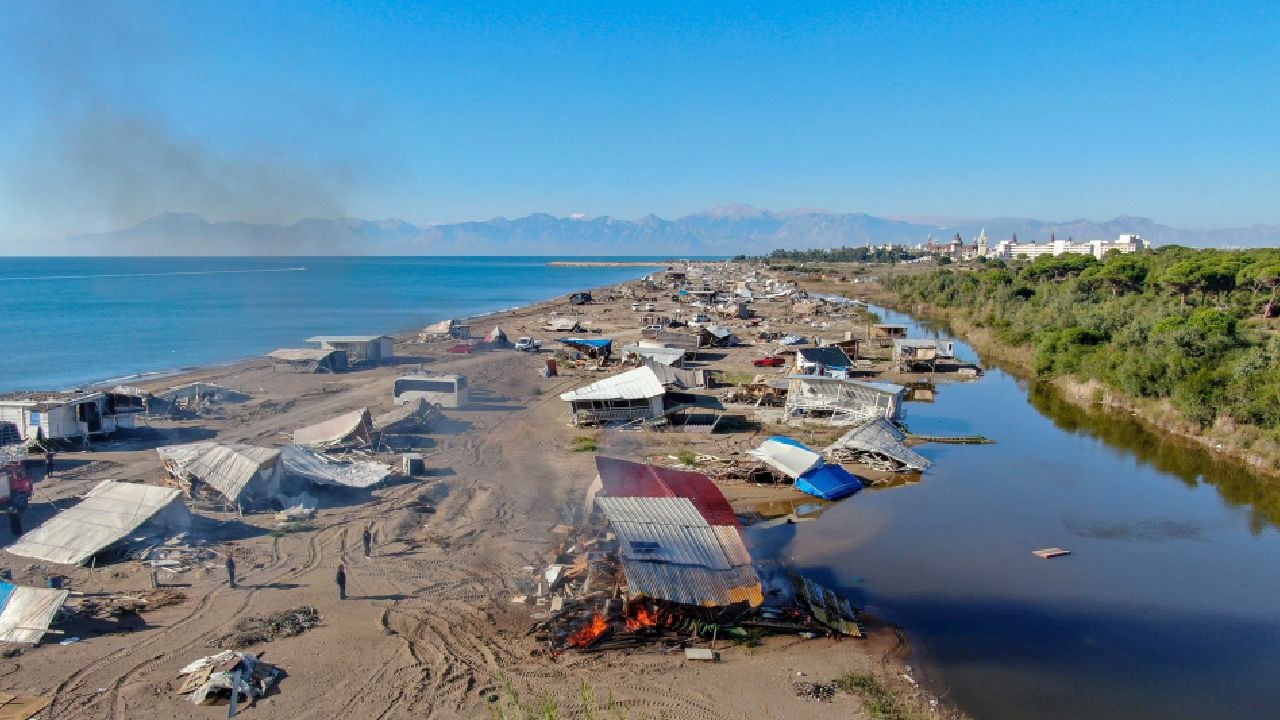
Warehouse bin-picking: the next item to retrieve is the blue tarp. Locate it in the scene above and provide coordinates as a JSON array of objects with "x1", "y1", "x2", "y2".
[
  {"x1": 0, "y1": 582, "x2": 14, "y2": 613},
  {"x1": 795, "y1": 464, "x2": 863, "y2": 501},
  {"x1": 558, "y1": 338, "x2": 612, "y2": 348},
  {"x1": 767, "y1": 436, "x2": 863, "y2": 501}
]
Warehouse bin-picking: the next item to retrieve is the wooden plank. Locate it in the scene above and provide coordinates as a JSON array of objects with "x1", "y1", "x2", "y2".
[{"x1": 1032, "y1": 548, "x2": 1071, "y2": 559}]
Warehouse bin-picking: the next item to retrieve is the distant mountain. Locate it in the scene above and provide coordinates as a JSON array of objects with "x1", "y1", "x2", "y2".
[{"x1": 41, "y1": 206, "x2": 1280, "y2": 255}]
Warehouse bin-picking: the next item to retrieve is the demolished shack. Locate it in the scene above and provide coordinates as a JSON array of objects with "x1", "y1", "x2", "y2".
[
  {"x1": 827, "y1": 419, "x2": 932, "y2": 473},
  {"x1": 794, "y1": 347, "x2": 854, "y2": 377},
  {"x1": 7, "y1": 481, "x2": 193, "y2": 565},
  {"x1": 559, "y1": 367, "x2": 665, "y2": 427},
  {"x1": 266, "y1": 348, "x2": 347, "y2": 374},
  {"x1": 0, "y1": 581, "x2": 69, "y2": 644},
  {"x1": 177, "y1": 650, "x2": 281, "y2": 708},
  {"x1": 892, "y1": 338, "x2": 956, "y2": 372},
  {"x1": 543, "y1": 317, "x2": 583, "y2": 333},
  {"x1": 304, "y1": 335, "x2": 395, "y2": 366},
  {"x1": 784, "y1": 375, "x2": 905, "y2": 425},
  {"x1": 620, "y1": 344, "x2": 685, "y2": 368},
  {"x1": 587, "y1": 457, "x2": 762, "y2": 607},
  {"x1": 376, "y1": 396, "x2": 442, "y2": 431},
  {"x1": 156, "y1": 443, "x2": 284, "y2": 508},
  {"x1": 280, "y1": 445, "x2": 390, "y2": 489},
  {"x1": 292, "y1": 408, "x2": 374, "y2": 449},
  {"x1": 749, "y1": 436, "x2": 863, "y2": 500}
]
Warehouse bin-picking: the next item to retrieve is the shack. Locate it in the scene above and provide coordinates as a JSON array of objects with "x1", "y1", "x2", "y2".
[
  {"x1": 0, "y1": 391, "x2": 139, "y2": 444},
  {"x1": 749, "y1": 436, "x2": 863, "y2": 500},
  {"x1": 559, "y1": 367, "x2": 666, "y2": 427},
  {"x1": 620, "y1": 344, "x2": 685, "y2": 368},
  {"x1": 827, "y1": 419, "x2": 932, "y2": 472},
  {"x1": 784, "y1": 375, "x2": 905, "y2": 425},
  {"x1": 869, "y1": 324, "x2": 908, "y2": 348},
  {"x1": 794, "y1": 347, "x2": 854, "y2": 377},
  {"x1": 7, "y1": 481, "x2": 193, "y2": 566},
  {"x1": 267, "y1": 348, "x2": 348, "y2": 374},
  {"x1": 393, "y1": 373, "x2": 468, "y2": 408},
  {"x1": 156, "y1": 442, "x2": 285, "y2": 507},
  {"x1": 292, "y1": 408, "x2": 374, "y2": 448},
  {"x1": 483, "y1": 326, "x2": 509, "y2": 347},
  {"x1": 543, "y1": 317, "x2": 584, "y2": 333},
  {"x1": 892, "y1": 338, "x2": 956, "y2": 372},
  {"x1": 305, "y1": 335, "x2": 395, "y2": 365},
  {"x1": 557, "y1": 338, "x2": 613, "y2": 360},
  {"x1": 696, "y1": 325, "x2": 736, "y2": 348}
]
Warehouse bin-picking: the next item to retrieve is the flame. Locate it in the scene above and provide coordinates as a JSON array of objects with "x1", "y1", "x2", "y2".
[
  {"x1": 625, "y1": 603, "x2": 661, "y2": 631},
  {"x1": 567, "y1": 614, "x2": 609, "y2": 648}
]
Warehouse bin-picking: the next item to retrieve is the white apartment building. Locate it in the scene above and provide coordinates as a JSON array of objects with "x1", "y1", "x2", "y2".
[{"x1": 980, "y1": 231, "x2": 1149, "y2": 260}]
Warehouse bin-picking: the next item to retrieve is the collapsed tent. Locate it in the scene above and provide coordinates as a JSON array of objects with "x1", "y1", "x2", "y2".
[
  {"x1": 749, "y1": 436, "x2": 863, "y2": 501},
  {"x1": 156, "y1": 443, "x2": 284, "y2": 505},
  {"x1": 280, "y1": 445, "x2": 390, "y2": 489},
  {"x1": 374, "y1": 397, "x2": 440, "y2": 433},
  {"x1": 827, "y1": 419, "x2": 932, "y2": 472},
  {"x1": 484, "y1": 326, "x2": 508, "y2": 344},
  {"x1": 0, "y1": 582, "x2": 69, "y2": 643},
  {"x1": 292, "y1": 408, "x2": 373, "y2": 448},
  {"x1": 7, "y1": 481, "x2": 193, "y2": 565}
]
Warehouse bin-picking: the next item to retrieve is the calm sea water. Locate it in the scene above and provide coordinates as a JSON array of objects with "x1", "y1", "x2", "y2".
[
  {"x1": 0, "y1": 257, "x2": 659, "y2": 392},
  {"x1": 752, "y1": 306, "x2": 1280, "y2": 720}
]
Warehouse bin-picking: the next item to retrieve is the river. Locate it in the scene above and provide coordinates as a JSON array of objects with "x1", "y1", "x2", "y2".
[{"x1": 755, "y1": 304, "x2": 1280, "y2": 720}]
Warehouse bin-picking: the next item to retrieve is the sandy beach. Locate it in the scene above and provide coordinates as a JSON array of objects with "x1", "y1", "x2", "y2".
[{"x1": 0, "y1": 267, "x2": 956, "y2": 720}]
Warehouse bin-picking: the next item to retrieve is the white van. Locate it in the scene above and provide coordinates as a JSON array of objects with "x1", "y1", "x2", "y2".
[{"x1": 393, "y1": 374, "x2": 469, "y2": 408}]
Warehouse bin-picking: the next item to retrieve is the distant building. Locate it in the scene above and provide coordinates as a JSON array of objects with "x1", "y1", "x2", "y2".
[{"x1": 983, "y1": 233, "x2": 1149, "y2": 260}]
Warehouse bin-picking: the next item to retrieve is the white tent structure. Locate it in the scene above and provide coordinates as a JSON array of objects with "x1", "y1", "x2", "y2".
[
  {"x1": 7, "y1": 481, "x2": 193, "y2": 565},
  {"x1": 827, "y1": 419, "x2": 932, "y2": 472},
  {"x1": 280, "y1": 445, "x2": 390, "y2": 489},
  {"x1": 156, "y1": 443, "x2": 284, "y2": 505},
  {"x1": 292, "y1": 408, "x2": 374, "y2": 448},
  {"x1": 0, "y1": 582, "x2": 69, "y2": 643},
  {"x1": 559, "y1": 366, "x2": 666, "y2": 427},
  {"x1": 748, "y1": 438, "x2": 824, "y2": 479}
]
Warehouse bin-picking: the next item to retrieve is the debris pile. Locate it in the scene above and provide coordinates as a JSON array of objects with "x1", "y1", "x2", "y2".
[
  {"x1": 177, "y1": 650, "x2": 281, "y2": 709},
  {"x1": 793, "y1": 681, "x2": 838, "y2": 702},
  {"x1": 208, "y1": 606, "x2": 321, "y2": 648},
  {"x1": 69, "y1": 589, "x2": 187, "y2": 618}
]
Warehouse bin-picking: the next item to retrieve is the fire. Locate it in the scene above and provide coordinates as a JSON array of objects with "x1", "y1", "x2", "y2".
[
  {"x1": 625, "y1": 603, "x2": 662, "y2": 631},
  {"x1": 567, "y1": 614, "x2": 609, "y2": 648}
]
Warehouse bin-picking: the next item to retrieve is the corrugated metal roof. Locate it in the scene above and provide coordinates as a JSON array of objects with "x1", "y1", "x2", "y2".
[
  {"x1": 621, "y1": 345, "x2": 685, "y2": 366},
  {"x1": 280, "y1": 444, "x2": 390, "y2": 488},
  {"x1": 594, "y1": 457, "x2": 740, "y2": 527},
  {"x1": 156, "y1": 443, "x2": 282, "y2": 503},
  {"x1": 830, "y1": 419, "x2": 932, "y2": 471},
  {"x1": 7, "y1": 481, "x2": 193, "y2": 565},
  {"x1": 0, "y1": 583, "x2": 69, "y2": 643},
  {"x1": 292, "y1": 408, "x2": 373, "y2": 447},
  {"x1": 620, "y1": 559, "x2": 762, "y2": 607},
  {"x1": 559, "y1": 367, "x2": 665, "y2": 402},
  {"x1": 267, "y1": 348, "x2": 339, "y2": 361},
  {"x1": 596, "y1": 496, "x2": 707, "y2": 526},
  {"x1": 612, "y1": 522, "x2": 729, "y2": 569},
  {"x1": 713, "y1": 526, "x2": 753, "y2": 566},
  {"x1": 305, "y1": 335, "x2": 392, "y2": 343}
]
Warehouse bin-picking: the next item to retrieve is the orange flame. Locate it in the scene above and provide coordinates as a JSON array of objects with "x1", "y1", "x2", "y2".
[
  {"x1": 625, "y1": 603, "x2": 661, "y2": 631},
  {"x1": 567, "y1": 614, "x2": 609, "y2": 647}
]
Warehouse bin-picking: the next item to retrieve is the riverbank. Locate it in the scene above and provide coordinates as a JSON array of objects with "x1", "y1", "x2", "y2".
[
  {"x1": 0, "y1": 268, "x2": 954, "y2": 720},
  {"x1": 857, "y1": 282, "x2": 1280, "y2": 481}
]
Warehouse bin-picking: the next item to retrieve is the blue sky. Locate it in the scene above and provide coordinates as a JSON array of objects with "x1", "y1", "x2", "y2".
[{"x1": 0, "y1": 1, "x2": 1277, "y2": 242}]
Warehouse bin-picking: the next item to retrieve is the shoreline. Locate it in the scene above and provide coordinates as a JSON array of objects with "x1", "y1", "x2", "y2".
[{"x1": 860, "y1": 283, "x2": 1280, "y2": 482}]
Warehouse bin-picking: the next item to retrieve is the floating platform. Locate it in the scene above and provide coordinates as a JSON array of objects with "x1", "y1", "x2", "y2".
[{"x1": 1032, "y1": 547, "x2": 1071, "y2": 559}]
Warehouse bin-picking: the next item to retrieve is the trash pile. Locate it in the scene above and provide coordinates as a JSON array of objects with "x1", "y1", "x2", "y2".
[
  {"x1": 68, "y1": 589, "x2": 187, "y2": 618},
  {"x1": 208, "y1": 606, "x2": 321, "y2": 648},
  {"x1": 793, "y1": 681, "x2": 838, "y2": 702},
  {"x1": 177, "y1": 650, "x2": 281, "y2": 710}
]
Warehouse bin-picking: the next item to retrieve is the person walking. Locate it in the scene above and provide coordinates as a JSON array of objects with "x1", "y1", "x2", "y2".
[
  {"x1": 362, "y1": 527, "x2": 373, "y2": 558},
  {"x1": 335, "y1": 563, "x2": 347, "y2": 600},
  {"x1": 44, "y1": 449, "x2": 54, "y2": 478},
  {"x1": 225, "y1": 554, "x2": 237, "y2": 589}
]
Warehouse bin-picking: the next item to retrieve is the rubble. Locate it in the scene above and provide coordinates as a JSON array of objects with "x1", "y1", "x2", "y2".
[
  {"x1": 177, "y1": 650, "x2": 281, "y2": 710},
  {"x1": 208, "y1": 606, "x2": 321, "y2": 648}
]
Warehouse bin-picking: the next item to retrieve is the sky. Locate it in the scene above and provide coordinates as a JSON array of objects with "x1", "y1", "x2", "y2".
[{"x1": 1, "y1": 0, "x2": 1278, "y2": 244}]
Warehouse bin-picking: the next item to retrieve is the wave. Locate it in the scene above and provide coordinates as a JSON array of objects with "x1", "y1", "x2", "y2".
[{"x1": 0, "y1": 267, "x2": 307, "y2": 281}]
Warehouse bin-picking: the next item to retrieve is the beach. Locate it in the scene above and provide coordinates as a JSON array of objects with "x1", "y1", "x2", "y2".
[{"x1": 0, "y1": 268, "x2": 950, "y2": 720}]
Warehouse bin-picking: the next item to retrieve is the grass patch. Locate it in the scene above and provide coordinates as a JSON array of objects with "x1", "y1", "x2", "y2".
[
  {"x1": 571, "y1": 435, "x2": 599, "y2": 452},
  {"x1": 718, "y1": 371, "x2": 756, "y2": 386},
  {"x1": 676, "y1": 449, "x2": 698, "y2": 466},
  {"x1": 836, "y1": 672, "x2": 925, "y2": 720}
]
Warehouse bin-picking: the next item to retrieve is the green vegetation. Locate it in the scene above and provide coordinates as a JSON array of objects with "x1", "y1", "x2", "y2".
[
  {"x1": 888, "y1": 246, "x2": 1280, "y2": 435},
  {"x1": 836, "y1": 672, "x2": 926, "y2": 720},
  {"x1": 676, "y1": 449, "x2": 698, "y2": 466},
  {"x1": 268, "y1": 521, "x2": 315, "y2": 537},
  {"x1": 736, "y1": 245, "x2": 919, "y2": 263},
  {"x1": 571, "y1": 435, "x2": 599, "y2": 452}
]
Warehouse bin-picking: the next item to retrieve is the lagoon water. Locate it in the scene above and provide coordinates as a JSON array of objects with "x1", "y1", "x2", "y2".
[
  {"x1": 0, "y1": 257, "x2": 651, "y2": 392},
  {"x1": 756, "y1": 305, "x2": 1280, "y2": 719}
]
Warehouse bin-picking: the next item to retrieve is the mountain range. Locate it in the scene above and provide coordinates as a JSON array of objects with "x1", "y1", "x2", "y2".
[{"x1": 34, "y1": 206, "x2": 1280, "y2": 255}]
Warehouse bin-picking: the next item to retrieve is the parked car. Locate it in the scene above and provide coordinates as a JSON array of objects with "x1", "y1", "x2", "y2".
[
  {"x1": 446, "y1": 343, "x2": 476, "y2": 353},
  {"x1": 753, "y1": 356, "x2": 787, "y2": 367},
  {"x1": 514, "y1": 337, "x2": 541, "y2": 352}
]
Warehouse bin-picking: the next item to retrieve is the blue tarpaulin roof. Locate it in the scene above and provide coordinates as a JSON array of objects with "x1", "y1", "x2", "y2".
[
  {"x1": 765, "y1": 436, "x2": 863, "y2": 500},
  {"x1": 558, "y1": 338, "x2": 613, "y2": 348}
]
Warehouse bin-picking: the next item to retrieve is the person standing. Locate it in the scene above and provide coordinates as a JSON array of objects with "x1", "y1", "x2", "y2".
[
  {"x1": 362, "y1": 527, "x2": 373, "y2": 558},
  {"x1": 44, "y1": 449, "x2": 54, "y2": 477},
  {"x1": 335, "y1": 563, "x2": 347, "y2": 600},
  {"x1": 7, "y1": 513, "x2": 21, "y2": 538},
  {"x1": 225, "y1": 554, "x2": 237, "y2": 589}
]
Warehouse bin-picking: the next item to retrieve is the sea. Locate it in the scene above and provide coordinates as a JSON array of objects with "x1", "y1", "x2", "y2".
[{"x1": 0, "y1": 256, "x2": 665, "y2": 392}]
